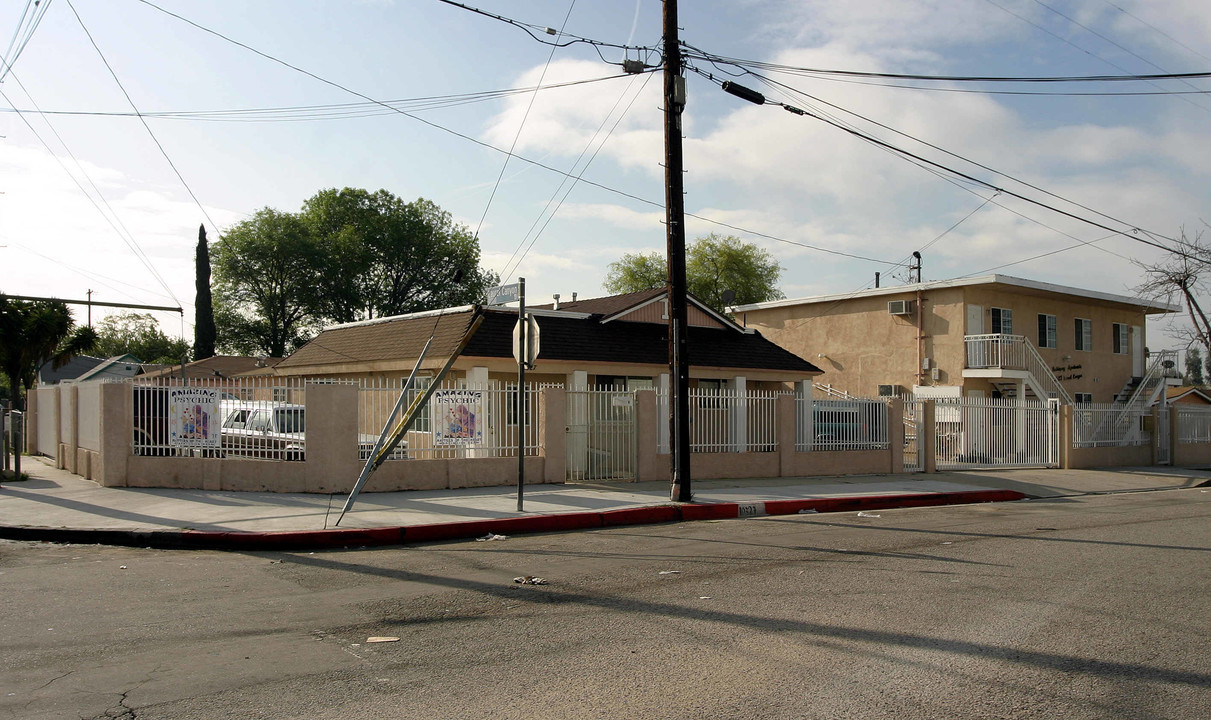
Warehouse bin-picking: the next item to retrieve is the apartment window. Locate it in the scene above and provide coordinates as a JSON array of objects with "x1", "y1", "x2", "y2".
[
  {"x1": 1074, "y1": 392, "x2": 1093, "y2": 404},
  {"x1": 1037, "y1": 314, "x2": 1057, "y2": 349},
  {"x1": 991, "y1": 307, "x2": 1013, "y2": 334},
  {"x1": 1075, "y1": 318, "x2": 1093, "y2": 351},
  {"x1": 1113, "y1": 323, "x2": 1129, "y2": 354}
]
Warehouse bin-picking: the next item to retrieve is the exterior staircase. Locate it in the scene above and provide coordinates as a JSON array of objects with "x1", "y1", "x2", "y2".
[{"x1": 963, "y1": 334, "x2": 1073, "y2": 404}]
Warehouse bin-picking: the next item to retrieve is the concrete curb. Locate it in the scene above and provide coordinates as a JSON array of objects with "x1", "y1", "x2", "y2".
[{"x1": 0, "y1": 489, "x2": 1027, "y2": 551}]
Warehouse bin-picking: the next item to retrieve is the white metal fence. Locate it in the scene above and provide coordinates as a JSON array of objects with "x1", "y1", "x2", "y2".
[
  {"x1": 934, "y1": 397, "x2": 1058, "y2": 469},
  {"x1": 1177, "y1": 406, "x2": 1211, "y2": 444},
  {"x1": 131, "y1": 376, "x2": 315, "y2": 460},
  {"x1": 797, "y1": 397, "x2": 890, "y2": 452},
  {"x1": 682, "y1": 388, "x2": 780, "y2": 453},
  {"x1": 1072, "y1": 403, "x2": 1150, "y2": 448},
  {"x1": 358, "y1": 379, "x2": 545, "y2": 461}
]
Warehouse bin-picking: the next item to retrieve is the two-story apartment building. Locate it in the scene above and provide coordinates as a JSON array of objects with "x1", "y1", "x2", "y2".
[{"x1": 731, "y1": 274, "x2": 1179, "y2": 404}]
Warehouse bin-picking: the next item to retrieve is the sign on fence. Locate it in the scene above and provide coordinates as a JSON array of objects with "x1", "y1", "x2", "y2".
[
  {"x1": 167, "y1": 387, "x2": 220, "y2": 448},
  {"x1": 433, "y1": 389, "x2": 484, "y2": 446}
]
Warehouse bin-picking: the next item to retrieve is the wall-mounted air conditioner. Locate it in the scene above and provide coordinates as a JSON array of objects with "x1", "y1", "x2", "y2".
[
  {"x1": 887, "y1": 299, "x2": 916, "y2": 315},
  {"x1": 877, "y1": 384, "x2": 900, "y2": 397}
]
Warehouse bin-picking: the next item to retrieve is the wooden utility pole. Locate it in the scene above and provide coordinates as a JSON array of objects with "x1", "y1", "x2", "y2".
[{"x1": 663, "y1": 0, "x2": 692, "y2": 501}]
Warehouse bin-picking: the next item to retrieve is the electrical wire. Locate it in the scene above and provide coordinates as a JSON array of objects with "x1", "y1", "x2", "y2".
[
  {"x1": 678, "y1": 47, "x2": 1211, "y2": 83},
  {"x1": 433, "y1": 0, "x2": 657, "y2": 58},
  {"x1": 690, "y1": 57, "x2": 1182, "y2": 252},
  {"x1": 0, "y1": 76, "x2": 183, "y2": 307},
  {"x1": 66, "y1": 0, "x2": 222, "y2": 249},
  {"x1": 0, "y1": 74, "x2": 636, "y2": 121},
  {"x1": 133, "y1": 0, "x2": 899, "y2": 268},
  {"x1": 500, "y1": 66, "x2": 655, "y2": 283},
  {"x1": 1101, "y1": 0, "x2": 1211, "y2": 65},
  {"x1": 473, "y1": 0, "x2": 577, "y2": 243},
  {"x1": 0, "y1": 0, "x2": 51, "y2": 82}
]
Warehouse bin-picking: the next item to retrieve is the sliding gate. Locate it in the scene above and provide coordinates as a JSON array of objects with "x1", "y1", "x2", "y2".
[{"x1": 931, "y1": 397, "x2": 1059, "y2": 470}]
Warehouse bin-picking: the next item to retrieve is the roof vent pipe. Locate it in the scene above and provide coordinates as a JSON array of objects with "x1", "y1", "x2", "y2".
[
  {"x1": 572, "y1": 292, "x2": 577, "y2": 303},
  {"x1": 875, "y1": 272, "x2": 880, "y2": 288},
  {"x1": 552, "y1": 293, "x2": 561, "y2": 310}
]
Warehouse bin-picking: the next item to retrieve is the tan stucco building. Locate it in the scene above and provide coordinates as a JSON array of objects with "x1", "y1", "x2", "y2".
[{"x1": 732, "y1": 274, "x2": 1179, "y2": 403}]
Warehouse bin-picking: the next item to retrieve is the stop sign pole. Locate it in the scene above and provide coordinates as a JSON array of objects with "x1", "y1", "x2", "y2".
[{"x1": 513, "y1": 278, "x2": 540, "y2": 512}]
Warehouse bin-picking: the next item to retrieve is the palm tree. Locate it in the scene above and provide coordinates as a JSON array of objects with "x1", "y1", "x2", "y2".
[{"x1": 0, "y1": 296, "x2": 97, "y2": 410}]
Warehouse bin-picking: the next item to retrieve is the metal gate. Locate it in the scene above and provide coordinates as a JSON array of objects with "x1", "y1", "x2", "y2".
[
  {"x1": 566, "y1": 389, "x2": 637, "y2": 481},
  {"x1": 903, "y1": 398, "x2": 924, "y2": 472},
  {"x1": 934, "y1": 397, "x2": 1059, "y2": 470}
]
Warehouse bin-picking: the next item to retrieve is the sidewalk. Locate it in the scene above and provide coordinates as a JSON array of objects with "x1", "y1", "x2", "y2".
[{"x1": 2, "y1": 457, "x2": 1208, "y2": 550}]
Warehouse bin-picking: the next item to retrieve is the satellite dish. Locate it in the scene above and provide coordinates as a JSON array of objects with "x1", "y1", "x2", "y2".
[{"x1": 721, "y1": 289, "x2": 736, "y2": 306}]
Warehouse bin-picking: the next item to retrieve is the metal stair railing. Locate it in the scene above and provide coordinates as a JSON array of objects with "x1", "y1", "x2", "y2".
[
  {"x1": 964, "y1": 334, "x2": 1072, "y2": 405},
  {"x1": 813, "y1": 382, "x2": 857, "y2": 400},
  {"x1": 1119, "y1": 350, "x2": 1176, "y2": 412}
]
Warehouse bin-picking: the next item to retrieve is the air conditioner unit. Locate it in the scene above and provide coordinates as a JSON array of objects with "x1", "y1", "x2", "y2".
[
  {"x1": 887, "y1": 299, "x2": 916, "y2": 315},
  {"x1": 877, "y1": 384, "x2": 900, "y2": 397}
]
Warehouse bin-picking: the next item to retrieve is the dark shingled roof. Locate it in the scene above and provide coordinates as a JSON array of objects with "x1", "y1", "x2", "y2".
[
  {"x1": 279, "y1": 307, "x2": 820, "y2": 374},
  {"x1": 531, "y1": 287, "x2": 666, "y2": 316}
]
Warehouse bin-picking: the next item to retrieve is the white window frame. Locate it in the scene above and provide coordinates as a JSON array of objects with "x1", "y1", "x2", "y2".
[
  {"x1": 1038, "y1": 314, "x2": 1057, "y2": 349},
  {"x1": 1113, "y1": 323, "x2": 1129, "y2": 355},
  {"x1": 991, "y1": 307, "x2": 1013, "y2": 335},
  {"x1": 1075, "y1": 318, "x2": 1092, "y2": 352}
]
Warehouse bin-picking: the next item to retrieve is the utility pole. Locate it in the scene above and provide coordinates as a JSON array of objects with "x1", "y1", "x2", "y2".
[
  {"x1": 663, "y1": 0, "x2": 692, "y2": 502},
  {"x1": 86, "y1": 289, "x2": 93, "y2": 326}
]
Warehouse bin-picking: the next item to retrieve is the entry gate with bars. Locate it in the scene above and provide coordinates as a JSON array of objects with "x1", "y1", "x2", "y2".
[
  {"x1": 566, "y1": 388, "x2": 637, "y2": 481},
  {"x1": 904, "y1": 396, "x2": 1059, "y2": 471}
]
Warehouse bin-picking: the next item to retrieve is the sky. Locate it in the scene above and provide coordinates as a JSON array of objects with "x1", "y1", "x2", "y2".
[{"x1": 1, "y1": 0, "x2": 1210, "y2": 355}]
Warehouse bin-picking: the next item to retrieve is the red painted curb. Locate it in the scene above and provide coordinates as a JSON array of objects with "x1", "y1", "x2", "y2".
[{"x1": 0, "y1": 489, "x2": 1028, "y2": 550}]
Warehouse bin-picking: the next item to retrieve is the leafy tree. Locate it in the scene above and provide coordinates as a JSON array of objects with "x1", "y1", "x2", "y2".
[
  {"x1": 302, "y1": 188, "x2": 498, "y2": 322},
  {"x1": 603, "y1": 234, "x2": 784, "y2": 312},
  {"x1": 194, "y1": 223, "x2": 217, "y2": 360},
  {"x1": 1186, "y1": 347, "x2": 1205, "y2": 386},
  {"x1": 0, "y1": 296, "x2": 96, "y2": 410},
  {"x1": 211, "y1": 208, "x2": 325, "y2": 357},
  {"x1": 92, "y1": 312, "x2": 191, "y2": 364}
]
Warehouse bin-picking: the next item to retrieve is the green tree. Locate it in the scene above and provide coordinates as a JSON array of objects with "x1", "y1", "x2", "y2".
[
  {"x1": 302, "y1": 188, "x2": 498, "y2": 322},
  {"x1": 211, "y1": 208, "x2": 325, "y2": 357},
  {"x1": 92, "y1": 312, "x2": 191, "y2": 364},
  {"x1": 603, "y1": 234, "x2": 784, "y2": 312},
  {"x1": 0, "y1": 296, "x2": 96, "y2": 410},
  {"x1": 1186, "y1": 347, "x2": 1205, "y2": 386},
  {"x1": 194, "y1": 223, "x2": 217, "y2": 360}
]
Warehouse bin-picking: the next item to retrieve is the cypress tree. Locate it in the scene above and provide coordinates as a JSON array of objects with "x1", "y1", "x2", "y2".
[{"x1": 194, "y1": 223, "x2": 217, "y2": 359}]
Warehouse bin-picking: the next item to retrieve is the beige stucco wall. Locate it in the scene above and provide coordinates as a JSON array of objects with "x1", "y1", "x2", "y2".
[
  {"x1": 738, "y1": 287, "x2": 965, "y2": 398},
  {"x1": 962, "y1": 286, "x2": 1146, "y2": 403},
  {"x1": 740, "y1": 283, "x2": 1157, "y2": 403}
]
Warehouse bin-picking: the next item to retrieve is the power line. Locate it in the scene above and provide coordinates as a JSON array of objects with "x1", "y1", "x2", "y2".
[
  {"x1": 0, "y1": 75, "x2": 636, "y2": 121},
  {"x1": 474, "y1": 0, "x2": 577, "y2": 244},
  {"x1": 66, "y1": 0, "x2": 222, "y2": 243},
  {"x1": 500, "y1": 66, "x2": 656, "y2": 282},
  {"x1": 679, "y1": 48, "x2": 1211, "y2": 83},
  {"x1": 0, "y1": 0, "x2": 52, "y2": 82},
  {"x1": 134, "y1": 0, "x2": 899, "y2": 268},
  {"x1": 0, "y1": 77, "x2": 182, "y2": 305},
  {"x1": 695, "y1": 59, "x2": 1182, "y2": 252},
  {"x1": 693, "y1": 68, "x2": 1211, "y2": 267},
  {"x1": 433, "y1": 0, "x2": 658, "y2": 60},
  {"x1": 1101, "y1": 0, "x2": 1211, "y2": 65}
]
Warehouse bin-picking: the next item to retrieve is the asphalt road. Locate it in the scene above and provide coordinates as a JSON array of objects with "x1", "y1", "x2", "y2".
[{"x1": 2, "y1": 489, "x2": 1209, "y2": 720}]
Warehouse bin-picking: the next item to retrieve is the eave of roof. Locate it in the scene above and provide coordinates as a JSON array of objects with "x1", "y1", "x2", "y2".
[{"x1": 731, "y1": 274, "x2": 1180, "y2": 314}]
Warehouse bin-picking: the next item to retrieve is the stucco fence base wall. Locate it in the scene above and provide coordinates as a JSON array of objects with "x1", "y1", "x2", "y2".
[
  {"x1": 1063, "y1": 444, "x2": 1153, "y2": 470},
  {"x1": 1173, "y1": 442, "x2": 1211, "y2": 467}
]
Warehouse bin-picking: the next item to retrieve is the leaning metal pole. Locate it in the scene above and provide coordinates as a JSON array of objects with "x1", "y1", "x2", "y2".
[{"x1": 664, "y1": 0, "x2": 692, "y2": 501}]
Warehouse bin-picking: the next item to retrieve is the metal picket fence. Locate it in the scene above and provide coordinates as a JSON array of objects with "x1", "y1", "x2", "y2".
[
  {"x1": 797, "y1": 397, "x2": 890, "y2": 452},
  {"x1": 1072, "y1": 403, "x2": 1149, "y2": 448},
  {"x1": 1177, "y1": 406, "x2": 1211, "y2": 444},
  {"x1": 358, "y1": 378, "x2": 545, "y2": 461}
]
